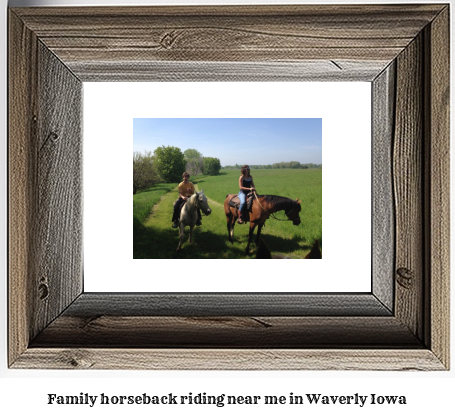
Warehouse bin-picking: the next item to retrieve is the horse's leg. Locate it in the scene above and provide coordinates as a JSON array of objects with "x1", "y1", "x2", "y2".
[
  {"x1": 246, "y1": 222, "x2": 256, "y2": 255},
  {"x1": 177, "y1": 223, "x2": 185, "y2": 252},
  {"x1": 230, "y1": 213, "x2": 236, "y2": 244},
  {"x1": 226, "y1": 212, "x2": 232, "y2": 243},
  {"x1": 255, "y1": 223, "x2": 264, "y2": 245},
  {"x1": 188, "y1": 225, "x2": 194, "y2": 245}
]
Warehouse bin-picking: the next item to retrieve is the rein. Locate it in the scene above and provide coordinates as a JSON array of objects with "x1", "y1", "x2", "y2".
[
  {"x1": 253, "y1": 191, "x2": 297, "y2": 221},
  {"x1": 193, "y1": 193, "x2": 209, "y2": 216}
]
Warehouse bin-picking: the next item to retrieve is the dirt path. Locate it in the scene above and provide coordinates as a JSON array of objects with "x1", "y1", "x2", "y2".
[
  {"x1": 143, "y1": 187, "x2": 178, "y2": 227},
  {"x1": 148, "y1": 184, "x2": 222, "y2": 218},
  {"x1": 149, "y1": 194, "x2": 167, "y2": 215},
  {"x1": 144, "y1": 184, "x2": 222, "y2": 228}
]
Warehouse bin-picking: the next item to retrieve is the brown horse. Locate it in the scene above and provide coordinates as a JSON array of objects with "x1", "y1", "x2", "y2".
[{"x1": 224, "y1": 193, "x2": 301, "y2": 254}]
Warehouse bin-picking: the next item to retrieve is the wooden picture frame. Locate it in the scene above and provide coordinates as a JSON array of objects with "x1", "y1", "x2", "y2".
[{"x1": 9, "y1": 4, "x2": 449, "y2": 370}]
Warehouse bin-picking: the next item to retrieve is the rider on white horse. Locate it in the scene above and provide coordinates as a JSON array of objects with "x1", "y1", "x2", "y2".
[{"x1": 172, "y1": 172, "x2": 202, "y2": 228}]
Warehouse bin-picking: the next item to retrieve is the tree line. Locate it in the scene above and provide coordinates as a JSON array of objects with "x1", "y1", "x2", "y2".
[
  {"x1": 222, "y1": 162, "x2": 322, "y2": 170},
  {"x1": 133, "y1": 146, "x2": 221, "y2": 194}
]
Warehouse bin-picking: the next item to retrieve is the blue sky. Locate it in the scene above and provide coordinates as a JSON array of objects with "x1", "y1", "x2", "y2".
[{"x1": 133, "y1": 118, "x2": 322, "y2": 166}]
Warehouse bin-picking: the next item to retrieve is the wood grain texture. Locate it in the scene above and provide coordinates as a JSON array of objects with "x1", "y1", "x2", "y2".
[
  {"x1": 31, "y1": 316, "x2": 421, "y2": 348},
  {"x1": 33, "y1": 43, "x2": 83, "y2": 338},
  {"x1": 393, "y1": 34, "x2": 424, "y2": 340},
  {"x1": 372, "y1": 63, "x2": 395, "y2": 312},
  {"x1": 70, "y1": 60, "x2": 388, "y2": 82},
  {"x1": 11, "y1": 5, "x2": 444, "y2": 81},
  {"x1": 9, "y1": 11, "x2": 84, "y2": 366},
  {"x1": 425, "y1": 6, "x2": 450, "y2": 369},
  {"x1": 13, "y1": 349, "x2": 445, "y2": 371},
  {"x1": 8, "y1": 4, "x2": 450, "y2": 370},
  {"x1": 8, "y1": 11, "x2": 38, "y2": 366},
  {"x1": 62, "y1": 293, "x2": 391, "y2": 317}
]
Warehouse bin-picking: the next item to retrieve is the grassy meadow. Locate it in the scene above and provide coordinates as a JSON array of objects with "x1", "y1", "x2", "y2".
[{"x1": 133, "y1": 169, "x2": 322, "y2": 259}]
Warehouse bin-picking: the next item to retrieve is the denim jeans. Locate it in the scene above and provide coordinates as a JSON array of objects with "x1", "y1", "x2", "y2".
[{"x1": 238, "y1": 191, "x2": 247, "y2": 215}]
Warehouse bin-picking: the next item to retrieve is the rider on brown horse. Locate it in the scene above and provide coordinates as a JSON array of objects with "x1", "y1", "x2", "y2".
[{"x1": 237, "y1": 165, "x2": 256, "y2": 224}]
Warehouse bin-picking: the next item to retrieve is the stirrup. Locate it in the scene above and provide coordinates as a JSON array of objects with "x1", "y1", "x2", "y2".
[
  {"x1": 172, "y1": 221, "x2": 179, "y2": 228},
  {"x1": 237, "y1": 217, "x2": 244, "y2": 224}
]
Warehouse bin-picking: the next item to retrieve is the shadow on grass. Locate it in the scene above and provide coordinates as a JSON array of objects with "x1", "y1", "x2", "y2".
[
  {"x1": 134, "y1": 217, "x2": 320, "y2": 259},
  {"x1": 134, "y1": 217, "x2": 247, "y2": 259},
  {"x1": 257, "y1": 234, "x2": 322, "y2": 257}
]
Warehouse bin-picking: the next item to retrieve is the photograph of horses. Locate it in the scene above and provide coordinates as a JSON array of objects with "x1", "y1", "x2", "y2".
[
  {"x1": 82, "y1": 81, "x2": 371, "y2": 293},
  {"x1": 133, "y1": 118, "x2": 322, "y2": 259}
]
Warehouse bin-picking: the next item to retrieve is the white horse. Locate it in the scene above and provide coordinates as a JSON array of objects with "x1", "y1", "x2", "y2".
[{"x1": 177, "y1": 190, "x2": 212, "y2": 252}]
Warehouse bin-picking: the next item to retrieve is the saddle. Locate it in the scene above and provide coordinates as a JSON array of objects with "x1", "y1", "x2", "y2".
[
  {"x1": 226, "y1": 192, "x2": 255, "y2": 211},
  {"x1": 173, "y1": 197, "x2": 188, "y2": 222}
]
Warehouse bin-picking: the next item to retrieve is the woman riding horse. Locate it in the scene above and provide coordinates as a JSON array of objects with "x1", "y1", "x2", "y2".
[
  {"x1": 171, "y1": 172, "x2": 202, "y2": 228},
  {"x1": 224, "y1": 183, "x2": 302, "y2": 255},
  {"x1": 237, "y1": 165, "x2": 256, "y2": 224}
]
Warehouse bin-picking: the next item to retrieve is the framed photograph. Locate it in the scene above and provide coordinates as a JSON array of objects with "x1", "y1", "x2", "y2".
[{"x1": 9, "y1": 4, "x2": 449, "y2": 370}]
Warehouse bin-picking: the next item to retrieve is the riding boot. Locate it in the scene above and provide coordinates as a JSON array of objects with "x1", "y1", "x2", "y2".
[
  {"x1": 172, "y1": 210, "x2": 179, "y2": 228},
  {"x1": 237, "y1": 212, "x2": 244, "y2": 224},
  {"x1": 171, "y1": 200, "x2": 180, "y2": 228}
]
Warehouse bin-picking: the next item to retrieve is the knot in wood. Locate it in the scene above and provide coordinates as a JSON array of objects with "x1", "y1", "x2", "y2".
[
  {"x1": 160, "y1": 31, "x2": 179, "y2": 49},
  {"x1": 38, "y1": 281, "x2": 49, "y2": 300},
  {"x1": 48, "y1": 131, "x2": 59, "y2": 142},
  {"x1": 60, "y1": 350, "x2": 94, "y2": 369},
  {"x1": 396, "y1": 267, "x2": 414, "y2": 289}
]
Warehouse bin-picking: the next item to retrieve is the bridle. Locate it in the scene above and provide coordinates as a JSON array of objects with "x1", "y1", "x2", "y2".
[{"x1": 194, "y1": 193, "x2": 210, "y2": 215}]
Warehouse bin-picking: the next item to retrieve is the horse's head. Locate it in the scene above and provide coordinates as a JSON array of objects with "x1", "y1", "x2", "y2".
[
  {"x1": 287, "y1": 198, "x2": 302, "y2": 225},
  {"x1": 196, "y1": 190, "x2": 212, "y2": 216}
]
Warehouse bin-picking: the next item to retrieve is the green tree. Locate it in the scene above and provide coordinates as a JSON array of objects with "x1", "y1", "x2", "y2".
[
  {"x1": 202, "y1": 157, "x2": 221, "y2": 175},
  {"x1": 133, "y1": 151, "x2": 159, "y2": 194},
  {"x1": 153, "y1": 146, "x2": 186, "y2": 183},
  {"x1": 184, "y1": 148, "x2": 202, "y2": 159},
  {"x1": 288, "y1": 161, "x2": 301, "y2": 169},
  {"x1": 184, "y1": 148, "x2": 203, "y2": 176}
]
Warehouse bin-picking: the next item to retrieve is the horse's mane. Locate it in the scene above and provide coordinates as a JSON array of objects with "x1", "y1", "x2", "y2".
[
  {"x1": 182, "y1": 193, "x2": 197, "y2": 210},
  {"x1": 261, "y1": 195, "x2": 301, "y2": 212}
]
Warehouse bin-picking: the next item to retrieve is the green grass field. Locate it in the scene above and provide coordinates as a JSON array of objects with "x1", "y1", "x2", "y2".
[
  {"x1": 133, "y1": 182, "x2": 178, "y2": 224},
  {"x1": 133, "y1": 169, "x2": 322, "y2": 259}
]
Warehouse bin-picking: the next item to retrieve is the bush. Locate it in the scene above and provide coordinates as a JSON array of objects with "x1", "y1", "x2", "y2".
[
  {"x1": 133, "y1": 151, "x2": 159, "y2": 194},
  {"x1": 203, "y1": 157, "x2": 221, "y2": 175}
]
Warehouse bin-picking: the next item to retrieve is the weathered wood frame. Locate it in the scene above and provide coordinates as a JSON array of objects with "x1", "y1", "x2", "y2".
[{"x1": 8, "y1": 5, "x2": 449, "y2": 370}]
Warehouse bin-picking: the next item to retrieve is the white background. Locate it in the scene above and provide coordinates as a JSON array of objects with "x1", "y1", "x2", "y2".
[
  {"x1": 84, "y1": 82, "x2": 371, "y2": 292},
  {"x1": 1, "y1": 0, "x2": 454, "y2": 414}
]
